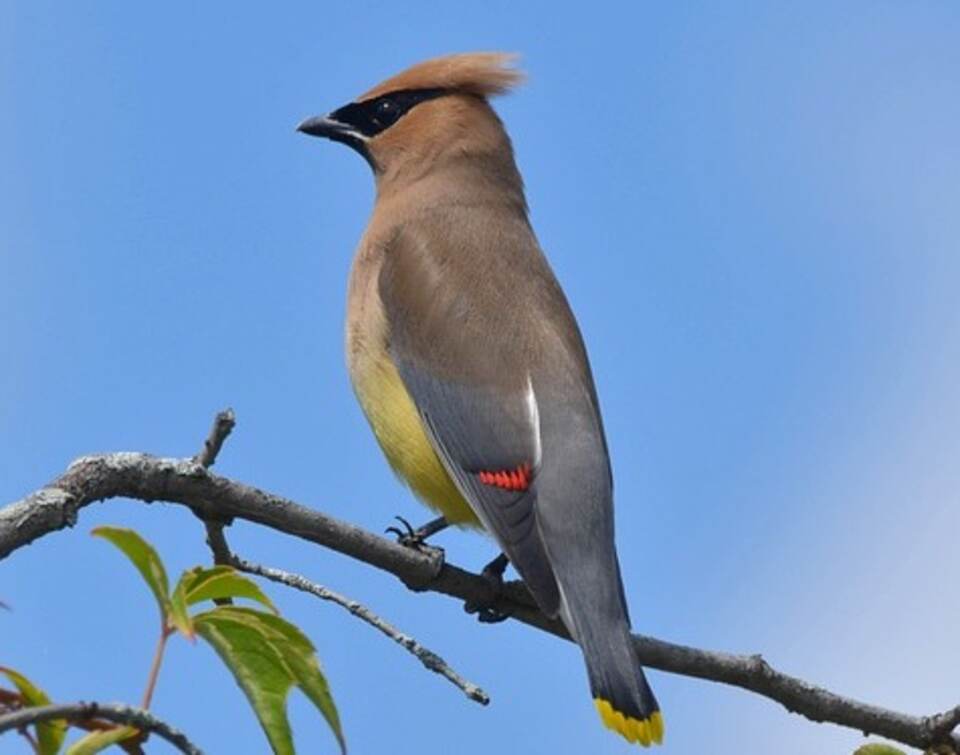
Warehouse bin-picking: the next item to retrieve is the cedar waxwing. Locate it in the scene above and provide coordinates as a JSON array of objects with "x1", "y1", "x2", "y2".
[{"x1": 298, "y1": 53, "x2": 663, "y2": 747}]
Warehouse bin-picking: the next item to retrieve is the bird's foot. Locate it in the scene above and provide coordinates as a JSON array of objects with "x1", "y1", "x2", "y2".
[
  {"x1": 386, "y1": 515, "x2": 448, "y2": 550},
  {"x1": 388, "y1": 516, "x2": 446, "y2": 591},
  {"x1": 465, "y1": 552, "x2": 512, "y2": 624}
]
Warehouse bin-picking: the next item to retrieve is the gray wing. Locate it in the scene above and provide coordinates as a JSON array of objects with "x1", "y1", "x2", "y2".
[{"x1": 377, "y1": 208, "x2": 585, "y2": 616}]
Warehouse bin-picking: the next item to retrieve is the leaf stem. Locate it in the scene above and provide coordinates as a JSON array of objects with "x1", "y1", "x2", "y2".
[{"x1": 141, "y1": 622, "x2": 172, "y2": 710}]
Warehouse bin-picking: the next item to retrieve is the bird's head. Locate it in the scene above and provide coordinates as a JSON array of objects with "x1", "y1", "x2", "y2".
[{"x1": 297, "y1": 52, "x2": 523, "y2": 189}]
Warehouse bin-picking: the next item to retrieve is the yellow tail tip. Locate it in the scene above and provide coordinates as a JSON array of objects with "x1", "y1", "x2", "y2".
[{"x1": 594, "y1": 699, "x2": 665, "y2": 747}]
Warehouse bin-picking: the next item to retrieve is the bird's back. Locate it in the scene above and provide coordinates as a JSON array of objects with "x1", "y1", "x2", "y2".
[{"x1": 346, "y1": 171, "x2": 610, "y2": 519}]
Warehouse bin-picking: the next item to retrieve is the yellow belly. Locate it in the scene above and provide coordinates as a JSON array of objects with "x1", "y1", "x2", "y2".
[{"x1": 350, "y1": 346, "x2": 480, "y2": 528}]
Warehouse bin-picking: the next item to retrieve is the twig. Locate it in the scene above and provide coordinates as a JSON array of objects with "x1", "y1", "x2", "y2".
[
  {"x1": 192, "y1": 409, "x2": 236, "y2": 469},
  {"x1": 192, "y1": 410, "x2": 237, "y2": 610},
  {"x1": 232, "y1": 556, "x2": 489, "y2": 705},
  {"x1": 192, "y1": 409, "x2": 237, "y2": 570},
  {"x1": 3, "y1": 448, "x2": 960, "y2": 750},
  {"x1": 0, "y1": 702, "x2": 203, "y2": 755}
]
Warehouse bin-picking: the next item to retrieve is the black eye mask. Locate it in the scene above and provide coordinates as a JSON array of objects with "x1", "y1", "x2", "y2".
[{"x1": 330, "y1": 88, "x2": 449, "y2": 138}]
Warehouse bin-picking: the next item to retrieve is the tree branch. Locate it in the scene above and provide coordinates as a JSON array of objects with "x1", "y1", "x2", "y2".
[
  {"x1": 2, "y1": 449, "x2": 958, "y2": 751},
  {"x1": 0, "y1": 702, "x2": 203, "y2": 755},
  {"x1": 192, "y1": 409, "x2": 237, "y2": 568},
  {"x1": 233, "y1": 556, "x2": 489, "y2": 705},
  {"x1": 191, "y1": 413, "x2": 486, "y2": 707}
]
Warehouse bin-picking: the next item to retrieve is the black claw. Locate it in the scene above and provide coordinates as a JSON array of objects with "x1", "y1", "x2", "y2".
[
  {"x1": 393, "y1": 515, "x2": 416, "y2": 537},
  {"x1": 387, "y1": 515, "x2": 449, "y2": 551},
  {"x1": 477, "y1": 605, "x2": 513, "y2": 623},
  {"x1": 465, "y1": 552, "x2": 512, "y2": 623},
  {"x1": 385, "y1": 515, "x2": 416, "y2": 539},
  {"x1": 464, "y1": 600, "x2": 512, "y2": 623},
  {"x1": 387, "y1": 516, "x2": 426, "y2": 549}
]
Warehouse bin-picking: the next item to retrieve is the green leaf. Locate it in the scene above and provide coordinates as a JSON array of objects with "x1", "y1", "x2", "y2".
[
  {"x1": 168, "y1": 575, "x2": 195, "y2": 640},
  {"x1": 854, "y1": 745, "x2": 907, "y2": 755},
  {"x1": 242, "y1": 611, "x2": 343, "y2": 752},
  {"x1": 0, "y1": 666, "x2": 67, "y2": 754},
  {"x1": 65, "y1": 726, "x2": 138, "y2": 755},
  {"x1": 194, "y1": 606, "x2": 344, "y2": 754},
  {"x1": 194, "y1": 608, "x2": 296, "y2": 755},
  {"x1": 91, "y1": 527, "x2": 170, "y2": 621},
  {"x1": 179, "y1": 565, "x2": 277, "y2": 612}
]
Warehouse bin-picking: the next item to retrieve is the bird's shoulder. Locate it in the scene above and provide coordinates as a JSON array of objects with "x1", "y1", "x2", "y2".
[{"x1": 375, "y1": 203, "x2": 589, "y2": 379}]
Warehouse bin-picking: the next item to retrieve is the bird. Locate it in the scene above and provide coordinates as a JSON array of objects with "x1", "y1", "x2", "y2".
[{"x1": 297, "y1": 52, "x2": 663, "y2": 747}]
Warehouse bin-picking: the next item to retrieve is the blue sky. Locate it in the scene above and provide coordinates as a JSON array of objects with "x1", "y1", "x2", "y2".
[{"x1": 3, "y1": 2, "x2": 960, "y2": 753}]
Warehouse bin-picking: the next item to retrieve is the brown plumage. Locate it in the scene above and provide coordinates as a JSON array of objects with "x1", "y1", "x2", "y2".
[
  {"x1": 298, "y1": 52, "x2": 664, "y2": 747},
  {"x1": 357, "y1": 52, "x2": 524, "y2": 100}
]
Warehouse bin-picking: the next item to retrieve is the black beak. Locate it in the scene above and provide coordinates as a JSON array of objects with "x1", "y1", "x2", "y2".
[
  {"x1": 296, "y1": 110, "x2": 373, "y2": 167},
  {"x1": 296, "y1": 114, "x2": 370, "y2": 162},
  {"x1": 296, "y1": 115, "x2": 355, "y2": 140}
]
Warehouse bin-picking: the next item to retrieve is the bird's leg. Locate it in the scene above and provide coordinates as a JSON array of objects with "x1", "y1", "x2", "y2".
[
  {"x1": 385, "y1": 515, "x2": 448, "y2": 549},
  {"x1": 465, "y1": 552, "x2": 512, "y2": 624},
  {"x1": 414, "y1": 516, "x2": 449, "y2": 540}
]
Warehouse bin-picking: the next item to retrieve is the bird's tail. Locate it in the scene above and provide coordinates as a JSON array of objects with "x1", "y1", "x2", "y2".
[{"x1": 560, "y1": 587, "x2": 664, "y2": 747}]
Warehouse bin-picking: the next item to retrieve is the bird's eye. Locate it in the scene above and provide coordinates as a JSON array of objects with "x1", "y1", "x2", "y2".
[{"x1": 374, "y1": 98, "x2": 401, "y2": 127}]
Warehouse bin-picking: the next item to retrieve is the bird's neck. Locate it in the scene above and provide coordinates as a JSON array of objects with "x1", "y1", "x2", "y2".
[{"x1": 375, "y1": 148, "x2": 528, "y2": 215}]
